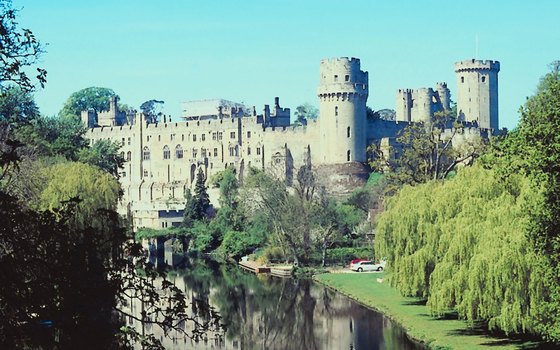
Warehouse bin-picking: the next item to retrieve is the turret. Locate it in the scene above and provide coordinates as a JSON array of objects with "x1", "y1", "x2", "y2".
[
  {"x1": 317, "y1": 57, "x2": 368, "y2": 164},
  {"x1": 455, "y1": 59, "x2": 500, "y2": 130}
]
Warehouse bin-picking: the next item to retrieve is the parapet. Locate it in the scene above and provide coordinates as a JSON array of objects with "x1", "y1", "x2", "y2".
[{"x1": 455, "y1": 59, "x2": 500, "y2": 72}]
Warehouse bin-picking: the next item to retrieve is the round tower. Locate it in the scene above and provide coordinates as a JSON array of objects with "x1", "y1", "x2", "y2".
[
  {"x1": 317, "y1": 57, "x2": 368, "y2": 164},
  {"x1": 455, "y1": 59, "x2": 500, "y2": 130},
  {"x1": 435, "y1": 82, "x2": 451, "y2": 111}
]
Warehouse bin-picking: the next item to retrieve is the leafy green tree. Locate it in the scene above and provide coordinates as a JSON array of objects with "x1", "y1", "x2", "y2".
[
  {"x1": 369, "y1": 112, "x2": 485, "y2": 190},
  {"x1": 0, "y1": 0, "x2": 46, "y2": 92},
  {"x1": 14, "y1": 115, "x2": 88, "y2": 160},
  {"x1": 501, "y1": 64, "x2": 560, "y2": 340},
  {"x1": 375, "y1": 165, "x2": 550, "y2": 336},
  {"x1": 59, "y1": 87, "x2": 117, "y2": 120},
  {"x1": 140, "y1": 99, "x2": 164, "y2": 123},
  {"x1": 183, "y1": 168, "x2": 211, "y2": 228},
  {"x1": 294, "y1": 103, "x2": 318, "y2": 125},
  {"x1": 38, "y1": 162, "x2": 121, "y2": 230},
  {"x1": 0, "y1": 86, "x2": 39, "y2": 123},
  {"x1": 77, "y1": 139, "x2": 124, "y2": 177}
]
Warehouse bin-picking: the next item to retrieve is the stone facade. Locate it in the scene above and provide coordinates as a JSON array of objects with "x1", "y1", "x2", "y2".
[
  {"x1": 455, "y1": 59, "x2": 500, "y2": 130},
  {"x1": 83, "y1": 57, "x2": 499, "y2": 231},
  {"x1": 395, "y1": 83, "x2": 451, "y2": 122}
]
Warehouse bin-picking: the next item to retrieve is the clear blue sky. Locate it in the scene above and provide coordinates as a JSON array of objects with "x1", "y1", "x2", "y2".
[{"x1": 15, "y1": 0, "x2": 560, "y2": 129}]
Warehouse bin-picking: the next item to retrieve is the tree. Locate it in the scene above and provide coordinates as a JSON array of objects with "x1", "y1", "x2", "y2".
[
  {"x1": 0, "y1": 86, "x2": 39, "y2": 123},
  {"x1": 14, "y1": 115, "x2": 88, "y2": 160},
  {"x1": 59, "y1": 87, "x2": 117, "y2": 120},
  {"x1": 77, "y1": 139, "x2": 124, "y2": 177},
  {"x1": 375, "y1": 165, "x2": 546, "y2": 336},
  {"x1": 183, "y1": 168, "x2": 210, "y2": 228},
  {"x1": 294, "y1": 103, "x2": 318, "y2": 125},
  {"x1": 0, "y1": 0, "x2": 46, "y2": 92},
  {"x1": 369, "y1": 112, "x2": 485, "y2": 190},
  {"x1": 503, "y1": 64, "x2": 560, "y2": 340},
  {"x1": 140, "y1": 99, "x2": 164, "y2": 123}
]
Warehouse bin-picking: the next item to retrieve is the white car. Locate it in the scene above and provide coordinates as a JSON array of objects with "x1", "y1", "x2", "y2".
[{"x1": 350, "y1": 260, "x2": 386, "y2": 272}]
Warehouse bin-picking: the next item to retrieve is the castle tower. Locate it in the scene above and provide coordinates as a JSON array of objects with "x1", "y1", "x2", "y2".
[
  {"x1": 435, "y1": 82, "x2": 451, "y2": 111},
  {"x1": 455, "y1": 59, "x2": 500, "y2": 130},
  {"x1": 317, "y1": 57, "x2": 368, "y2": 164}
]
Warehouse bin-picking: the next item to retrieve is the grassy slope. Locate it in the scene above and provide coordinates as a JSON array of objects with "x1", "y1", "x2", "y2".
[{"x1": 315, "y1": 273, "x2": 547, "y2": 350}]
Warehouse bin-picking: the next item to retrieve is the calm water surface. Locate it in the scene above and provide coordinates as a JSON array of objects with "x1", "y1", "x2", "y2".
[{"x1": 126, "y1": 253, "x2": 423, "y2": 350}]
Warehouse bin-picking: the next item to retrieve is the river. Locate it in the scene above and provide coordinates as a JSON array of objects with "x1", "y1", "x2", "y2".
[{"x1": 123, "y1": 252, "x2": 423, "y2": 350}]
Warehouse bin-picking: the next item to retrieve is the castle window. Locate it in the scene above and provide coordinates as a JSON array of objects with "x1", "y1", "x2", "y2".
[
  {"x1": 143, "y1": 170, "x2": 148, "y2": 177},
  {"x1": 122, "y1": 171, "x2": 126, "y2": 178},
  {"x1": 193, "y1": 134, "x2": 197, "y2": 142},
  {"x1": 120, "y1": 151, "x2": 124, "y2": 159},
  {"x1": 345, "y1": 75, "x2": 349, "y2": 82},
  {"x1": 126, "y1": 151, "x2": 131, "y2": 161},
  {"x1": 175, "y1": 145, "x2": 183, "y2": 159},
  {"x1": 347, "y1": 150, "x2": 351, "y2": 162},
  {"x1": 334, "y1": 75, "x2": 338, "y2": 82},
  {"x1": 171, "y1": 134, "x2": 175, "y2": 141},
  {"x1": 247, "y1": 147, "x2": 251, "y2": 155},
  {"x1": 256, "y1": 147, "x2": 261, "y2": 155},
  {"x1": 201, "y1": 148, "x2": 207, "y2": 157},
  {"x1": 247, "y1": 131, "x2": 251, "y2": 138},
  {"x1": 461, "y1": 76, "x2": 465, "y2": 83},
  {"x1": 347, "y1": 126, "x2": 351, "y2": 138},
  {"x1": 121, "y1": 138, "x2": 125, "y2": 146},
  {"x1": 218, "y1": 132, "x2": 223, "y2": 141},
  {"x1": 230, "y1": 131, "x2": 236, "y2": 139},
  {"x1": 182, "y1": 134, "x2": 185, "y2": 141},
  {"x1": 229, "y1": 147, "x2": 234, "y2": 157},
  {"x1": 481, "y1": 76, "x2": 486, "y2": 83},
  {"x1": 127, "y1": 137, "x2": 131, "y2": 145},
  {"x1": 158, "y1": 135, "x2": 161, "y2": 142},
  {"x1": 192, "y1": 148, "x2": 198, "y2": 158},
  {"x1": 212, "y1": 132, "x2": 217, "y2": 141},
  {"x1": 335, "y1": 106, "x2": 339, "y2": 116},
  {"x1": 143, "y1": 146, "x2": 150, "y2": 160},
  {"x1": 163, "y1": 145, "x2": 170, "y2": 159},
  {"x1": 147, "y1": 135, "x2": 151, "y2": 142},
  {"x1": 202, "y1": 134, "x2": 206, "y2": 141},
  {"x1": 214, "y1": 148, "x2": 218, "y2": 157}
]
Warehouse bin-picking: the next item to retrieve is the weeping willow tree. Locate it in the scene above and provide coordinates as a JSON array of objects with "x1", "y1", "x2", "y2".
[{"x1": 375, "y1": 165, "x2": 549, "y2": 335}]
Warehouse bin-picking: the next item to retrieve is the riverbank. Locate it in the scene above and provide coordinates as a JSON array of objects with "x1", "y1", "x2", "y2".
[{"x1": 314, "y1": 272, "x2": 550, "y2": 350}]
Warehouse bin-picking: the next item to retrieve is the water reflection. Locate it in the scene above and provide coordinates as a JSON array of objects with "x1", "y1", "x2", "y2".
[{"x1": 132, "y1": 249, "x2": 422, "y2": 350}]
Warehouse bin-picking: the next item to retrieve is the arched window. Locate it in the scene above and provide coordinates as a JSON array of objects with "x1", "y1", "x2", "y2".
[
  {"x1": 347, "y1": 150, "x2": 351, "y2": 162},
  {"x1": 120, "y1": 151, "x2": 124, "y2": 159},
  {"x1": 126, "y1": 151, "x2": 131, "y2": 161},
  {"x1": 347, "y1": 126, "x2": 351, "y2": 138},
  {"x1": 201, "y1": 147, "x2": 207, "y2": 158},
  {"x1": 461, "y1": 76, "x2": 465, "y2": 83},
  {"x1": 175, "y1": 145, "x2": 183, "y2": 159},
  {"x1": 163, "y1": 145, "x2": 170, "y2": 159},
  {"x1": 335, "y1": 106, "x2": 339, "y2": 116},
  {"x1": 143, "y1": 146, "x2": 150, "y2": 160}
]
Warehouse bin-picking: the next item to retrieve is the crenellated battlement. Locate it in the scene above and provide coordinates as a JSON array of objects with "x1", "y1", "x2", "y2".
[{"x1": 455, "y1": 59, "x2": 500, "y2": 72}]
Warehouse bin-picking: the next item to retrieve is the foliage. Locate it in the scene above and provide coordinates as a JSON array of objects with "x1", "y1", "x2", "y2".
[
  {"x1": 183, "y1": 168, "x2": 210, "y2": 228},
  {"x1": 77, "y1": 139, "x2": 124, "y2": 177},
  {"x1": 375, "y1": 165, "x2": 548, "y2": 336},
  {"x1": 140, "y1": 99, "x2": 164, "y2": 123},
  {"x1": 0, "y1": 86, "x2": 39, "y2": 123},
  {"x1": 59, "y1": 87, "x2": 117, "y2": 120},
  {"x1": 14, "y1": 115, "x2": 88, "y2": 160},
  {"x1": 0, "y1": 0, "x2": 46, "y2": 92},
  {"x1": 369, "y1": 112, "x2": 486, "y2": 191},
  {"x1": 294, "y1": 103, "x2": 318, "y2": 125},
  {"x1": 38, "y1": 161, "x2": 121, "y2": 230}
]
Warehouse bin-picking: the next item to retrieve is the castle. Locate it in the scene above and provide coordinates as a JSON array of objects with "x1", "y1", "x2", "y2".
[{"x1": 83, "y1": 57, "x2": 499, "y2": 231}]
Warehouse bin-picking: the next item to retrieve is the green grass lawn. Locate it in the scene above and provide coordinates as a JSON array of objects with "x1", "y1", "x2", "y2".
[{"x1": 315, "y1": 273, "x2": 552, "y2": 350}]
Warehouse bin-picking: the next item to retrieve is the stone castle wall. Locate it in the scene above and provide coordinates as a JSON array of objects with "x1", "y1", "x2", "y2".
[{"x1": 83, "y1": 57, "x2": 499, "y2": 231}]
